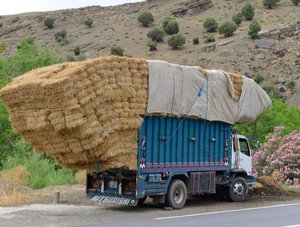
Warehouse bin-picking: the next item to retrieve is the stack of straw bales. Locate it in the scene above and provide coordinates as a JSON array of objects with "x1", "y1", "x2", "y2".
[
  {"x1": 0, "y1": 56, "x2": 148, "y2": 171},
  {"x1": 0, "y1": 56, "x2": 246, "y2": 171}
]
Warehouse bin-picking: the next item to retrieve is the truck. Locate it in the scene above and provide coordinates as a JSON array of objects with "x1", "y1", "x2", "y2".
[{"x1": 87, "y1": 115, "x2": 256, "y2": 209}]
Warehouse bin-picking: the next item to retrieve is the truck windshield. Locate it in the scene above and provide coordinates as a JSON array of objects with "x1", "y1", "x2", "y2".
[{"x1": 239, "y1": 138, "x2": 250, "y2": 157}]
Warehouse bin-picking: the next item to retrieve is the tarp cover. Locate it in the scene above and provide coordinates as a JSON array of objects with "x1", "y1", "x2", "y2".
[{"x1": 147, "y1": 60, "x2": 272, "y2": 124}]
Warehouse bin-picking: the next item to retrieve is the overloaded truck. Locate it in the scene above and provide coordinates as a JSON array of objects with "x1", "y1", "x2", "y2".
[
  {"x1": 87, "y1": 116, "x2": 255, "y2": 209},
  {"x1": 0, "y1": 57, "x2": 271, "y2": 209}
]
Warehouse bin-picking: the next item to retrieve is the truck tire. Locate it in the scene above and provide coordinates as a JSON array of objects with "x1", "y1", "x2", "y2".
[
  {"x1": 228, "y1": 177, "x2": 248, "y2": 202},
  {"x1": 166, "y1": 179, "x2": 187, "y2": 209}
]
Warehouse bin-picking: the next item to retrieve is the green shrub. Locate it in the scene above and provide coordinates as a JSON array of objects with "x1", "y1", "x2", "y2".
[
  {"x1": 254, "y1": 74, "x2": 265, "y2": 84},
  {"x1": 138, "y1": 11, "x2": 154, "y2": 27},
  {"x1": 54, "y1": 29, "x2": 67, "y2": 43},
  {"x1": 0, "y1": 138, "x2": 74, "y2": 189},
  {"x1": 44, "y1": 16, "x2": 55, "y2": 29},
  {"x1": 147, "y1": 27, "x2": 165, "y2": 42},
  {"x1": 73, "y1": 46, "x2": 80, "y2": 56},
  {"x1": 291, "y1": 0, "x2": 300, "y2": 5},
  {"x1": 162, "y1": 16, "x2": 174, "y2": 31},
  {"x1": 147, "y1": 41, "x2": 157, "y2": 51},
  {"x1": 248, "y1": 20, "x2": 261, "y2": 39},
  {"x1": 0, "y1": 21, "x2": 2, "y2": 27},
  {"x1": 165, "y1": 20, "x2": 179, "y2": 35},
  {"x1": 263, "y1": 0, "x2": 281, "y2": 8},
  {"x1": 193, "y1": 37, "x2": 199, "y2": 45},
  {"x1": 203, "y1": 17, "x2": 218, "y2": 32},
  {"x1": 218, "y1": 21, "x2": 237, "y2": 37},
  {"x1": 168, "y1": 33, "x2": 186, "y2": 49},
  {"x1": 203, "y1": 34, "x2": 215, "y2": 43},
  {"x1": 232, "y1": 12, "x2": 243, "y2": 26},
  {"x1": 241, "y1": 2, "x2": 255, "y2": 20},
  {"x1": 110, "y1": 44, "x2": 124, "y2": 56},
  {"x1": 84, "y1": 17, "x2": 93, "y2": 27}
]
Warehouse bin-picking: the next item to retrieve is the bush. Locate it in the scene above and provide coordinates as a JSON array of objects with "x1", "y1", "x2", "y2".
[
  {"x1": 73, "y1": 46, "x2": 80, "y2": 56},
  {"x1": 1, "y1": 138, "x2": 74, "y2": 189},
  {"x1": 203, "y1": 17, "x2": 218, "y2": 32},
  {"x1": 110, "y1": 44, "x2": 124, "y2": 56},
  {"x1": 0, "y1": 21, "x2": 2, "y2": 27},
  {"x1": 44, "y1": 16, "x2": 55, "y2": 29},
  {"x1": 54, "y1": 29, "x2": 67, "y2": 43},
  {"x1": 147, "y1": 41, "x2": 157, "y2": 51},
  {"x1": 138, "y1": 11, "x2": 154, "y2": 27},
  {"x1": 241, "y1": 2, "x2": 255, "y2": 20},
  {"x1": 162, "y1": 16, "x2": 174, "y2": 31},
  {"x1": 168, "y1": 33, "x2": 186, "y2": 49},
  {"x1": 193, "y1": 37, "x2": 199, "y2": 45},
  {"x1": 165, "y1": 20, "x2": 179, "y2": 35},
  {"x1": 147, "y1": 27, "x2": 165, "y2": 42},
  {"x1": 253, "y1": 127, "x2": 300, "y2": 185},
  {"x1": 263, "y1": 0, "x2": 281, "y2": 8},
  {"x1": 291, "y1": 0, "x2": 300, "y2": 5},
  {"x1": 254, "y1": 74, "x2": 265, "y2": 84},
  {"x1": 218, "y1": 21, "x2": 237, "y2": 37},
  {"x1": 232, "y1": 12, "x2": 243, "y2": 26},
  {"x1": 84, "y1": 17, "x2": 93, "y2": 27},
  {"x1": 248, "y1": 20, "x2": 261, "y2": 39},
  {"x1": 203, "y1": 34, "x2": 215, "y2": 43}
]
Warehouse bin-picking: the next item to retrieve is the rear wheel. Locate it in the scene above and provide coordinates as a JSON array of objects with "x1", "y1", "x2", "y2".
[
  {"x1": 166, "y1": 179, "x2": 187, "y2": 209},
  {"x1": 228, "y1": 177, "x2": 248, "y2": 202}
]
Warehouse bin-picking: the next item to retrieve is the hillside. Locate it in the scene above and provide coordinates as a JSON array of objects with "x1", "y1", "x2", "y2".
[{"x1": 0, "y1": 0, "x2": 299, "y2": 106}]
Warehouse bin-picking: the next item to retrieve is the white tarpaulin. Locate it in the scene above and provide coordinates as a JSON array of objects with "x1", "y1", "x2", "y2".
[{"x1": 147, "y1": 60, "x2": 272, "y2": 124}]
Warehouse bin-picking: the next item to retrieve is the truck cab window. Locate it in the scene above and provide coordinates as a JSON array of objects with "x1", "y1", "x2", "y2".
[{"x1": 239, "y1": 138, "x2": 250, "y2": 157}]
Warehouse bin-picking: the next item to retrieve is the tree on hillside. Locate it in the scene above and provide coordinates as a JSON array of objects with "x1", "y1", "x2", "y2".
[
  {"x1": 44, "y1": 16, "x2": 55, "y2": 29},
  {"x1": 232, "y1": 12, "x2": 243, "y2": 26},
  {"x1": 263, "y1": 0, "x2": 281, "y2": 9},
  {"x1": 168, "y1": 33, "x2": 186, "y2": 49},
  {"x1": 162, "y1": 16, "x2": 174, "y2": 31},
  {"x1": 138, "y1": 11, "x2": 154, "y2": 27},
  {"x1": 110, "y1": 44, "x2": 124, "y2": 56},
  {"x1": 203, "y1": 17, "x2": 218, "y2": 32},
  {"x1": 147, "y1": 27, "x2": 165, "y2": 42},
  {"x1": 218, "y1": 21, "x2": 237, "y2": 37},
  {"x1": 241, "y1": 2, "x2": 255, "y2": 20},
  {"x1": 84, "y1": 17, "x2": 93, "y2": 28},
  {"x1": 165, "y1": 20, "x2": 179, "y2": 35},
  {"x1": 248, "y1": 20, "x2": 261, "y2": 39}
]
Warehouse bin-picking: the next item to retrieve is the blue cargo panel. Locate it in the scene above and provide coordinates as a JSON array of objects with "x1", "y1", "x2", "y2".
[{"x1": 138, "y1": 116, "x2": 232, "y2": 173}]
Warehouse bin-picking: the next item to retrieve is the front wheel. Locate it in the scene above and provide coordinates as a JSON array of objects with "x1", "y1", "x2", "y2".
[
  {"x1": 166, "y1": 179, "x2": 187, "y2": 209},
  {"x1": 228, "y1": 177, "x2": 248, "y2": 202}
]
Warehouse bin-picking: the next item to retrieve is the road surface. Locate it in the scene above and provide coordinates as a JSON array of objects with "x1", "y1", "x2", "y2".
[{"x1": 0, "y1": 197, "x2": 300, "y2": 227}]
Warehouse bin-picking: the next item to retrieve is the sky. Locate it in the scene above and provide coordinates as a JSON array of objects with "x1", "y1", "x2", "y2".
[{"x1": 0, "y1": 0, "x2": 144, "y2": 16}]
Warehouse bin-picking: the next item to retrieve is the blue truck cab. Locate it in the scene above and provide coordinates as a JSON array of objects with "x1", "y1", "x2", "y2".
[{"x1": 87, "y1": 115, "x2": 255, "y2": 209}]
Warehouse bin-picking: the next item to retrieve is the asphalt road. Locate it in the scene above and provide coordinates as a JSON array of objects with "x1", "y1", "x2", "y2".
[{"x1": 1, "y1": 198, "x2": 300, "y2": 227}]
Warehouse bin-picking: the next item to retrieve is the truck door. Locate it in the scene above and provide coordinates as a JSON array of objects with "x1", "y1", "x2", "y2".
[
  {"x1": 232, "y1": 136, "x2": 252, "y2": 176},
  {"x1": 238, "y1": 137, "x2": 252, "y2": 175}
]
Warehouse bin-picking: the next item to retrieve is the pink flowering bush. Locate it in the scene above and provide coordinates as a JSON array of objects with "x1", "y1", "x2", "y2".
[{"x1": 253, "y1": 126, "x2": 300, "y2": 185}]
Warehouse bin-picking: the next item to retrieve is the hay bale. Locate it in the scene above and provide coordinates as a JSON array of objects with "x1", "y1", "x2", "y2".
[{"x1": 0, "y1": 56, "x2": 148, "y2": 171}]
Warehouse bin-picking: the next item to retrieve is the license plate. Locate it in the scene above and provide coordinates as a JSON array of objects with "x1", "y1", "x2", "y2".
[{"x1": 109, "y1": 181, "x2": 118, "y2": 188}]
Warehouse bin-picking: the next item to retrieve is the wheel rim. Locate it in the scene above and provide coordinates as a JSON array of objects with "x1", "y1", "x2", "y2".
[
  {"x1": 233, "y1": 182, "x2": 244, "y2": 196},
  {"x1": 173, "y1": 188, "x2": 184, "y2": 204}
]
